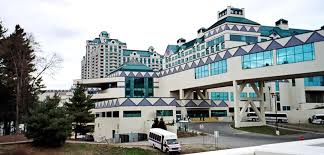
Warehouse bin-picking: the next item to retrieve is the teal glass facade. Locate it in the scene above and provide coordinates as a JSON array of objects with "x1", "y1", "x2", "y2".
[
  {"x1": 242, "y1": 51, "x2": 273, "y2": 69},
  {"x1": 195, "y1": 65, "x2": 209, "y2": 79},
  {"x1": 210, "y1": 60, "x2": 227, "y2": 76},
  {"x1": 304, "y1": 76, "x2": 324, "y2": 86},
  {"x1": 125, "y1": 77, "x2": 154, "y2": 97},
  {"x1": 207, "y1": 35, "x2": 225, "y2": 47},
  {"x1": 211, "y1": 110, "x2": 227, "y2": 117},
  {"x1": 230, "y1": 35, "x2": 258, "y2": 44},
  {"x1": 195, "y1": 60, "x2": 227, "y2": 79},
  {"x1": 211, "y1": 92, "x2": 229, "y2": 101},
  {"x1": 156, "y1": 110, "x2": 173, "y2": 116},
  {"x1": 123, "y1": 111, "x2": 141, "y2": 117},
  {"x1": 277, "y1": 43, "x2": 315, "y2": 65}
]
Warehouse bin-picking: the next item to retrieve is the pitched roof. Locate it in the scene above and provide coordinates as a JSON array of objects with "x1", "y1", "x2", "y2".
[
  {"x1": 115, "y1": 59, "x2": 153, "y2": 72},
  {"x1": 123, "y1": 49, "x2": 160, "y2": 57},
  {"x1": 207, "y1": 16, "x2": 260, "y2": 31},
  {"x1": 164, "y1": 37, "x2": 204, "y2": 56},
  {"x1": 259, "y1": 26, "x2": 311, "y2": 37}
]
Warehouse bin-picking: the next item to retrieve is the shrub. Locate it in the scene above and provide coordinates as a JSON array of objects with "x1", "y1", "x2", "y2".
[{"x1": 25, "y1": 94, "x2": 72, "y2": 147}]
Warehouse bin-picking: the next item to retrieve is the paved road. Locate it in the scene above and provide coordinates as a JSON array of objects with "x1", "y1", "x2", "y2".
[{"x1": 188, "y1": 122, "x2": 324, "y2": 148}]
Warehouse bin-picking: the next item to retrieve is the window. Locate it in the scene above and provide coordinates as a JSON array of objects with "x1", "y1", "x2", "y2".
[
  {"x1": 125, "y1": 77, "x2": 154, "y2": 97},
  {"x1": 207, "y1": 35, "x2": 225, "y2": 47},
  {"x1": 275, "y1": 81, "x2": 280, "y2": 92},
  {"x1": 230, "y1": 35, "x2": 258, "y2": 44},
  {"x1": 277, "y1": 43, "x2": 315, "y2": 65},
  {"x1": 101, "y1": 112, "x2": 106, "y2": 117},
  {"x1": 211, "y1": 92, "x2": 229, "y2": 101},
  {"x1": 156, "y1": 110, "x2": 173, "y2": 116},
  {"x1": 176, "y1": 110, "x2": 181, "y2": 114},
  {"x1": 210, "y1": 60, "x2": 227, "y2": 75},
  {"x1": 242, "y1": 51, "x2": 273, "y2": 69},
  {"x1": 195, "y1": 65, "x2": 209, "y2": 79},
  {"x1": 113, "y1": 111, "x2": 119, "y2": 118},
  {"x1": 211, "y1": 110, "x2": 227, "y2": 117},
  {"x1": 106, "y1": 112, "x2": 112, "y2": 117},
  {"x1": 240, "y1": 92, "x2": 247, "y2": 98},
  {"x1": 123, "y1": 111, "x2": 141, "y2": 117},
  {"x1": 249, "y1": 92, "x2": 257, "y2": 98},
  {"x1": 230, "y1": 92, "x2": 234, "y2": 101},
  {"x1": 304, "y1": 76, "x2": 324, "y2": 86},
  {"x1": 282, "y1": 106, "x2": 291, "y2": 111}
]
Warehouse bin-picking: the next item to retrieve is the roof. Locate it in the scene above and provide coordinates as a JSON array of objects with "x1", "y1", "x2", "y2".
[
  {"x1": 123, "y1": 49, "x2": 158, "y2": 57},
  {"x1": 163, "y1": 37, "x2": 204, "y2": 56},
  {"x1": 180, "y1": 37, "x2": 204, "y2": 50},
  {"x1": 115, "y1": 59, "x2": 153, "y2": 72},
  {"x1": 100, "y1": 31, "x2": 109, "y2": 36},
  {"x1": 87, "y1": 38, "x2": 126, "y2": 45},
  {"x1": 207, "y1": 16, "x2": 260, "y2": 31},
  {"x1": 149, "y1": 128, "x2": 177, "y2": 136},
  {"x1": 259, "y1": 26, "x2": 311, "y2": 37},
  {"x1": 164, "y1": 45, "x2": 179, "y2": 56}
]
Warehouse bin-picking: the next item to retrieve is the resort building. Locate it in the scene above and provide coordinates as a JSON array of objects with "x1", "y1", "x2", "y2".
[
  {"x1": 81, "y1": 32, "x2": 162, "y2": 79},
  {"x1": 75, "y1": 6, "x2": 324, "y2": 142}
]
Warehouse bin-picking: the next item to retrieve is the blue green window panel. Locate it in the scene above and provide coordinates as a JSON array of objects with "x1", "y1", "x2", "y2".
[
  {"x1": 211, "y1": 92, "x2": 229, "y2": 101},
  {"x1": 277, "y1": 43, "x2": 315, "y2": 65},
  {"x1": 249, "y1": 92, "x2": 257, "y2": 98},
  {"x1": 304, "y1": 76, "x2": 324, "y2": 86},
  {"x1": 123, "y1": 111, "x2": 141, "y2": 117},
  {"x1": 207, "y1": 35, "x2": 225, "y2": 47},
  {"x1": 275, "y1": 81, "x2": 280, "y2": 92},
  {"x1": 230, "y1": 92, "x2": 234, "y2": 101},
  {"x1": 210, "y1": 60, "x2": 227, "y2": 76},
  {"x1": 230, "y1": 35, "x2": 258, "y2": 44},
  {"x1": 240, "y1": 92, "x2": 247, "y2": 98},
  {"x1": 242, "y1": 51, "x2": 273, "y2": 69},
  {"x1": 211, "y1": 110, "x2": 227, "y2": 117},
  {"x1": 156, "y1": 110, "x2": 173, "y2": 116},
  {"x1": 195, "y1": 65, "x2": 209, "y2": 79},
  {"x1": 125, "y1": 77, "x2": 154, "y2": 98}
]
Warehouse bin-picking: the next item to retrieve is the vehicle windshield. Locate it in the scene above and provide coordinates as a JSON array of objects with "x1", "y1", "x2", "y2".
[{"x1": 166, "y1": 139, "x2": 178, "y2": 144}]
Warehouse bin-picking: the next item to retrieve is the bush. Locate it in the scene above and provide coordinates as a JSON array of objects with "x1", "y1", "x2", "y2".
[{"x1": 25, "y1": 94, "x2": 72, "y2": 147}]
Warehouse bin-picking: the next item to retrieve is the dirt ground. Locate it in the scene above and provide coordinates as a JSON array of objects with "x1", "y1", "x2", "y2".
[{"x1": 0, "y1": 134, "x2": 28, "y2": 143}]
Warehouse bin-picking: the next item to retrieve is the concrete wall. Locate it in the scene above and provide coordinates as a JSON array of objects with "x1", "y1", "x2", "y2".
[
  {"x1": 286, "y1": 109, "x2": 324, "y2": 123},
  {"x1": 93, "y1": 106, "x2": 177, "y2": 142}
]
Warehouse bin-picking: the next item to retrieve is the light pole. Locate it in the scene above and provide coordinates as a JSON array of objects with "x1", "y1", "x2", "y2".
[{"x1": 271, "y1": 91, "x2": 280, "y2": 135}]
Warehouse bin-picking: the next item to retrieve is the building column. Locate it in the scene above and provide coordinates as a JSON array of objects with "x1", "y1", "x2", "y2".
[
  {"x1": 233, "y1": 80, "x2": 241, "y2": 128},
  {"x1": 179, "y1": 89, "x2": 184, "y2": 99}
]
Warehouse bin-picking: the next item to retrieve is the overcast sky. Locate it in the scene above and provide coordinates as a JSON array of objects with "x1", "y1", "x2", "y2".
[{"x1": 1, "y1": 0, "x2": 323, "y2": 89}]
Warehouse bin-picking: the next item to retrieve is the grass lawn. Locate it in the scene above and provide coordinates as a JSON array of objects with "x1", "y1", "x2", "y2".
[
  {"x1": 0, "y1": 143, "x2": 164, "y2": 155},
  {"x1": 285, "y1": 123, "x2": 324, "y2": 132},
  {"x1": 233, "y1": 125, "x2": 303, "y2": 136}
]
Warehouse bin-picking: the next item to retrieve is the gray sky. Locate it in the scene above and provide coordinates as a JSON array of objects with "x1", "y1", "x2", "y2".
[{"x1": 1, "y1": 0, "x2": 323, "y2": 89}]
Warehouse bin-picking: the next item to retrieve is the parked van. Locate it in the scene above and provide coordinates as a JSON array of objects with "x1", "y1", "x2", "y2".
[
  {"x1": 148, "y1": 128, "x2": 181, "y2": 153},
  {"x1": 247, "y1": 112, "x2": 288, "y2": 123},
  {"x1": 309, "y1": 114, "x2": 324, "y2": 124}
]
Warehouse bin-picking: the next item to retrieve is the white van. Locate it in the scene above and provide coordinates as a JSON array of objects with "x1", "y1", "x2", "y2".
[
  {"x1": 309, "y1": 114, "x2": 324, "y2": 124},
  {"x1": 148, "y1": 128, "x2": 181, "y2": 153},
  {"x1": 247, "y1": 112, "x2": 288, "y2": 123}
]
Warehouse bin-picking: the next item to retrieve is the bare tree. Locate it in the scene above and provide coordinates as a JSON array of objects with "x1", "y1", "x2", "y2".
[{"x1": 32, "y1": 53, "x2": 63, "y2": 88}]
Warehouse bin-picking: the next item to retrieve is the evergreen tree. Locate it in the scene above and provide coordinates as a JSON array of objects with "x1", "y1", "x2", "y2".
[
  {"x1": 0, "y1": 25, "x2": 38, "y2": 132},
  {"x1": 65, "y1": 84, "x2": 94, "y2": 139},
  {"x1": 25, "y1": 94, "x2": 72, "y2": 147}
]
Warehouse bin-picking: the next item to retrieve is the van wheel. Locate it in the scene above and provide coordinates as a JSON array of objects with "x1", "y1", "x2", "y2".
[
  {"x1": 278, "y1": 119, "x2": 282, "y2": 123},
  {"x1": 152, "y1": 144, "x2": 155, "y2": 148},
  {"x1": 252, "y1": 118, "x2": 256, "y2": 122},
  {"x1": 165, "y1": 148, "x2": 169, "y2": 154}
]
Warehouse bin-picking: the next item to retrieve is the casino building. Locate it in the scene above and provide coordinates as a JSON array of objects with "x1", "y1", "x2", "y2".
[{"x1": 75, "y1": 6, "x2": 324, "y2": 142}]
